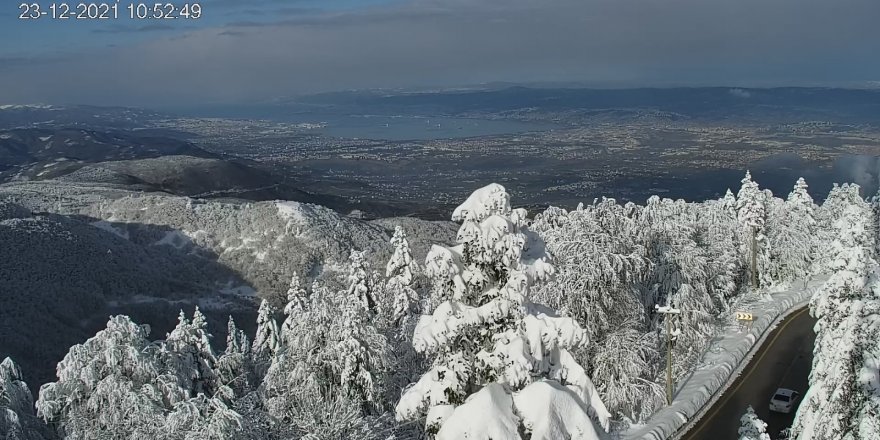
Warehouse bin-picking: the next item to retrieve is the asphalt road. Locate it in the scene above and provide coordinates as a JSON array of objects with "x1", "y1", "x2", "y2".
[{"x1": 678, "y1": 307, "x2": 817, "y2": 440}]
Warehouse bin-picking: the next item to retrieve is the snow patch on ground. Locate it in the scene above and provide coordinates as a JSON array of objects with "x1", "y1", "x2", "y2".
[
  {"x1": 219, "y1": 281, "x2": 257, "y2": 297},
  {"x1": 90, "y1": 220, "x2": 130, "y2": 239},
  {"x1": 277, "y1": 201, "x2": 308, "y2": 223},
  {"x1": 623, "y1": 277, "x2": 827, "y2": 440},
  {"x1": 154, "y1": 230, "x2": 193, "y2": 249},
  {"x1": 0, "y1": 104, "x2": 56, "y2": 110}
]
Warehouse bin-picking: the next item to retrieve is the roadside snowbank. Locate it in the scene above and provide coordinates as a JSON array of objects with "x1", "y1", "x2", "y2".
[{"x1": 623, "y1": 277, "x2": 826, "y2": 440}]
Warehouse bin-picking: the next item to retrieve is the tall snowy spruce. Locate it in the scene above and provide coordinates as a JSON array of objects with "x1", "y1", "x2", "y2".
[
  {"x1": 386, "y1": 225, "x2": 420, "y2": 333},
  {"x1": 163, "y1": 307, "x2": 220, "y2": 398},
  {"x1": 736, "y1": 171, "x2": 771, "y2": 289},
  {"x1": 766, "y1": 177, "x2": 817, "y2": 283},
  {"x1": 738, "y1": 406, "x2": 771, "y2": 440},
  {"x1": 251, "y1": 299, "x2": 280, "y2": 379},
  {"x1": 395, "y1": 183, "x2": 611, "y2": 439},
  {"x1": 790, "y1": 183, "x2": 880, "y2": 440},
  {"x1": 262, "y1": 252, "x2": 392, "y2": 439}
]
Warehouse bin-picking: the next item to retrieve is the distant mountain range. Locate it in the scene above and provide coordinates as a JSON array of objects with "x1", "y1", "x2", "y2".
[{"x1": 291, "y1": 86, "x2": 880, "y2": 123}]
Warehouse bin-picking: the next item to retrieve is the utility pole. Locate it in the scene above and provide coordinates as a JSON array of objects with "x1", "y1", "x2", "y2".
[
  {"x1": 750, "y1": 225, "x2": 758, "y2": 289},
  {"x1": 656, "y1": 304, "x2": 681, "y2": 405}
]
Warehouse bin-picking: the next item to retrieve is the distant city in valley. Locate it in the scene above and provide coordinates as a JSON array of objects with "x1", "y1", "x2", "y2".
[{"x1": 3, "y1": 86, "x2": 878, "y2": 219}]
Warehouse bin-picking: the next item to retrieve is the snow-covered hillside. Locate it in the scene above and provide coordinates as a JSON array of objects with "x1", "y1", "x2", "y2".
[{"x1": 1, "y1": 174, "x2": 877, "y2": 440}]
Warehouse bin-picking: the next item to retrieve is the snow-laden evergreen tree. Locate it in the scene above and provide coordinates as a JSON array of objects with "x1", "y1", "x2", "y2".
[
  {"x1": 791, "y1": 183, "x2": 880, "y2": 440},
  {"x1": 37, "y1": 316, "x2": 182, "y2": 438},
  {"x1": 263, "y1": 266, "x2": 392, "y2": 438},
  {"x1": 396, "y1": 183, "x2": 612, "y2": 439},
  {"x1": 251, "y1": 299, "x2": 280, "y2": 379},
  {"x1": 736, "y1": 171, "x2": 771, "y2": 288},
  {"x1": 738, "y1": 406, "x2": 771, "y2": 440},
  {"x1": 1, "y1": 358, "x2": 49, "y2": 440},
  {"x1": 162, "y1": 392, "x2": 248, "y2": 440},
  {"x1": 163, "y1": 307, "x2": 220, "y2": 398},
  {"x1": 386, "y1": 225, "x2": 420, "y2": 331},
  {"x1": 721, "y1": 188, "x2": 738, "y2": 217},
  {"x1": 532, "y1": 199, "x2": 662, "y2": 423},
  {"x1": 814, "y1": 183, "x2": 877, "y2": 271},
  {"x1": 701, "y1": 195, "x2": 745, "y2": 305},
  {"x1": 216, "y1": 316, "x2": 253, "y2": 398},
  {"x1": 281, "y1": 273, "x2": 308, "y2": 341},
  {"x1": 348, "y1": 250, "x2": 378, "y2": 314},
  {"x1": 767, "y1": 178, "x2": 817, "y2": 284},
  {"x1": 640, "y1": 197, "x2": 718, "y2": 381}
]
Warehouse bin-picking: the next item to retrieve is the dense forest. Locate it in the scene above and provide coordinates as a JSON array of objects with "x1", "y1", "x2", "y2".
[{"x1": 1, "y1": 172, "x2": 878, "y2": 439}]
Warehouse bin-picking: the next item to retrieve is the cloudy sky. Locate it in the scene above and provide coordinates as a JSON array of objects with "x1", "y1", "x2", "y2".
[{"x1": 2, "y1": 0, "x2": 879, "y2": 107}]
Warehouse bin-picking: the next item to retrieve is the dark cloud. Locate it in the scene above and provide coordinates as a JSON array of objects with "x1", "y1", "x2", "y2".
[{"x1": 2, "y1": 0, "x2": 879, "y2": 106}]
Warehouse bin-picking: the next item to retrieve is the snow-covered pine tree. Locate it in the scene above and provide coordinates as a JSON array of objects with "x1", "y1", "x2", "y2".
[
  {"x1": 721, "y1": 188, "x2": 738, "y2": 217},
  {"x1": 162, "y1": 392, "x2": 250, "y2": 440},
  {"x1": 36, "y1": 316, "x2": 184, "y2": 438},
  {"x1": 1, "y1": 358, "x2": 48, "y2": 440},
  {"x1": 282, "y1": 273, "x2": 308, "y2": 339},
  {"x1": 532, "y1": 198, "x2": 662, "y2": 423},
  {"x1": 348, "y1": 250, "x2": 379, "y2": 314},
  {"x1": 396, "y1": 183, "x2": 611, "y2": 439},
  {"x1": 767, "y1": 177, "x2": 817, "y2": 283},
  {"x1": 333, "y1": 286, "x2": 392, "y2": 413},
  {"x1": 263, "y1": 262, "x2": 391, "y2": 438},
  {"x1": 251, "y1": 299, "x2": 280, "y2": 379},
  {"x1": 736, "y1": 171, "x2": 771, "y2": 288},
  {"x1": 216, "y1": 316, "x2": 253, "y2": 397},
  {"x1": 738, "y1": 406, "x2": 771, "y2": 440},
  {"x1": 640, "y1": 197, "x2": 718, "y2": 381},
  {"x1": 386, "y1": 225, "x2": 420, "y2": 332},
  {"x1": 163, "y1": 307, "x2": 220, "y2": 398},
  {"x1": 700, "y1": 195, "x2": 745, "y2": 306},
  {"x1": 791, "y1": 183, "x2": 880, "y2": 440}
]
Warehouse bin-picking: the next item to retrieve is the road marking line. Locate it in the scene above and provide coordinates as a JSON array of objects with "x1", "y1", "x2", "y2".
[{"x1": 681, "y1": 307, "x2": 809, "y2": 439}]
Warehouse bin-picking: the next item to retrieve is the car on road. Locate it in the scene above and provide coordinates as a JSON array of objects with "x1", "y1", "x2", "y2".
[{"x1": 769, "y1": 388, "x2": 800, "y2": 413}]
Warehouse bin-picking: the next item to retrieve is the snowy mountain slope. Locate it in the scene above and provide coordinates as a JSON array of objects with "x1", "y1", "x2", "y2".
[
  {"x1": 0, "y1": 201, "x2": 256, "y2": 392},
  {"x1": 0, "y1": 183, "x2": 456, "y2": 393},
  {"x1": 81, "y1": 194, "x2": 455, "y2": 302}
]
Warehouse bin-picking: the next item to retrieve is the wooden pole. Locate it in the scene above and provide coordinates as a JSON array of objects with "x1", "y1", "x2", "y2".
[
  {"x1": 750, "y1": 225, "x2": 758, "y2": 289},
  {"x1": 666, "y1": 316, "x2": 673, "y2": 405},
  {"x1": 656, "y1": 304, "x2": 680, "y2": 405}
]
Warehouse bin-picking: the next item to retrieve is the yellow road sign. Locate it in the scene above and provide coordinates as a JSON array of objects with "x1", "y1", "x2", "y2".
[{"x1": 736, "y1": 312, "x2": 754, "y2": 321}]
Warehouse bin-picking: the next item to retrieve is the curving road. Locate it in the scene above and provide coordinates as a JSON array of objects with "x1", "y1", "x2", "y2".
[{"x1": 678, "y1": 307, "x2": 817, "y2": 440}]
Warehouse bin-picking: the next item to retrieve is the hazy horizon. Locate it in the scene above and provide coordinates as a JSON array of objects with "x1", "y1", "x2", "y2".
[{"x1": 3, "y1": 0, "x2": 879, "y2": 107}]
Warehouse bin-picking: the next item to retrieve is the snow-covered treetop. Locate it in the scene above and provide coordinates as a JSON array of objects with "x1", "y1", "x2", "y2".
[
  {"x1": 788, "y1": 177, "x2": 814, "y2": 207},
  {"x1": 386, "y1": 225, "x2": 415, "y2": 284},
  {"x1": 348, "y1": 250, "x2": 377, "y2": 313},
  {"x1": 451, "y1": 183, "x2": 511, "y2": 222},
  {"x1": 738, "y1": 405, "x2": 770, "y2": 440},
  {"x1": 253, "y1": 300, "x2": 280, "y2": 358},
  {"x1": 721, "y1": 189, "x2": 737, "y2": 215},
  {"x1": 284, "y1": 273, "x2": 308, "y2": 315},
  {"x1": 397, "y1": 183, "x2": 610, "y2": 437},
  {"x1": 736, "y1": 170, "x2": 766, "y2": 230}
]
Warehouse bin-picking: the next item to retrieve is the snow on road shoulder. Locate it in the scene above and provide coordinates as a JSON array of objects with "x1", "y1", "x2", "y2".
[{"x1": 623, "y1": 277, "x2": 827, "y2": 440}]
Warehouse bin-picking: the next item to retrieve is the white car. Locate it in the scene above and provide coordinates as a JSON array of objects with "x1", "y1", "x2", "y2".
[{"x1": 769, "y1": 388, "x2": 800, "y2": 413}]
